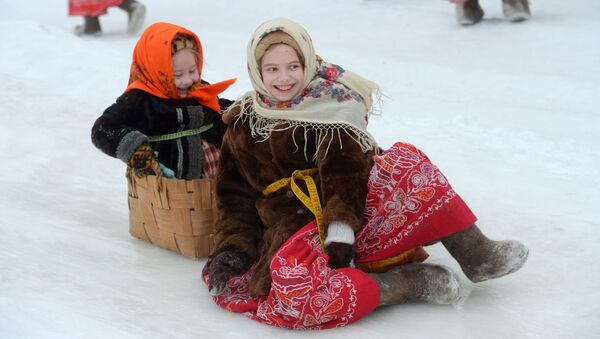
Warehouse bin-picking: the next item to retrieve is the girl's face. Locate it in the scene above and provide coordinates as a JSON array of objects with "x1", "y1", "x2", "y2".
[
  {"x1": 172, "y1": 49, "x2": 200, "y2": 98},
  {"x1": 260, "y1": 44, "x2": 304, "y2": 102}
]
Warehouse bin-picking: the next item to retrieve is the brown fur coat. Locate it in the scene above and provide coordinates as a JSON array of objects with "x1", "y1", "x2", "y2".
[{"x1": 211, "y1": 104, "x2": 375, "y2": 295}]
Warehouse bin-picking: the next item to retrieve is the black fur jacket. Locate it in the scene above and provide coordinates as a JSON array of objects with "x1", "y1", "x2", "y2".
[{"x1": 91, "y1": 89, "x2": 233, "y2": 179}]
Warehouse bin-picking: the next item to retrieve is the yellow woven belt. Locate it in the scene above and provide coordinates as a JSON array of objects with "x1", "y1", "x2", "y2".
[
  {"x1": 262, "y1": 168, "x2": 428, "y2": 271},
  {"x1": 262, "y1": 168, "x2": 327, "y2": 252}
]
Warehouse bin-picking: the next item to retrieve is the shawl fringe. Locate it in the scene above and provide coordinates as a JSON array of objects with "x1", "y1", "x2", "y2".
[{"x1": 231, "y1": 94, "x2": 378, "y2": 161}]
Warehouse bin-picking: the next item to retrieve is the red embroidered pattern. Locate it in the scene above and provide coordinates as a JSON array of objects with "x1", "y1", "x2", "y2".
[
  {"x1": 203, "y1": 224, "x2": 379, "y2": 329},
  {"x1": 354, "y1": 142, "x2": 457, "y2": 262},
  {"x1": 354, "y1": 143, "x2": 476, "y2": 263}
]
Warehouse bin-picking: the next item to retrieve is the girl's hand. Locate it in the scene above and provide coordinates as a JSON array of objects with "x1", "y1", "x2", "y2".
[
  {"x1": 158, "y1": 162, "x2": 175, "y2": 178},
  {"x1": 326, "y1": 242, "x2": 354, "y2": 269},
  {"x1": 208, "y1": 250, "x2": 251, "y2": 294}
]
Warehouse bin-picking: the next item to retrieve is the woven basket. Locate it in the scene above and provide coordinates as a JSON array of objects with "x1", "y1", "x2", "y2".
[{"x1": 126, "y1": 161, "x2": 216, "y2": 259}]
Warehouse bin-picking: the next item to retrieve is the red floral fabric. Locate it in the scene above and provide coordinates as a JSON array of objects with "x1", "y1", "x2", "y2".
[
  {"x1": 203, "y1": 141, "x2": 477, "y2": 329},
  {"x1": 202, "y1": 222, "x2": 380, "y2": 329},
  {"x1": 355, "y1": 142, "x2": 477, "y2": 265},
  {"x1": 68, "y1": 0, "x2": 123, "y2": 17}
]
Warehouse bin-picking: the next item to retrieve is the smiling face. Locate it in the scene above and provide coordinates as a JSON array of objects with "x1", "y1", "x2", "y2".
[
  {"x1": 172, "y1": 49, "x2": 200, "y2": 98},
  {"x1": 260, "y1": 43, "x2": 305, "y2": 102}
]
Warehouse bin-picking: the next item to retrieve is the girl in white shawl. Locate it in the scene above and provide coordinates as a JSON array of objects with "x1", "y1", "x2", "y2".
[{"x1": 204, "y1": 18, "x2": 529, "y2": 329}]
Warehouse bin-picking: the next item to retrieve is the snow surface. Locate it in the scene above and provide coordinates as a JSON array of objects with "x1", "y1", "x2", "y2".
[{"x1": 1, "y1": 0, "x2": 599, "y2": 338}]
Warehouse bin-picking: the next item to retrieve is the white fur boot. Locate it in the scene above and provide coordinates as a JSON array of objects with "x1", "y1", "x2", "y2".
[
  {"x1": 126, "y1": 2, "x2": 146, "y2": 35},
  {"x1": 369, "y1": 263, "x2": 462, "y2": 305},
  {"x1": 442, "y1": 224, "x2": 529, "y2": 283},
  {"x1": 503, "y1": 0, "x2": 531, "y2": 22}
]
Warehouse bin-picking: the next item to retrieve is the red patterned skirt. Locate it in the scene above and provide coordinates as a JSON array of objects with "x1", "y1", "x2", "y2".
[
  {"x1": 68, "y1": 0, "x2": 124, "y2": 16},
  {"x1": 202, "y1": 142, "x2": 477, "y2": 329}
]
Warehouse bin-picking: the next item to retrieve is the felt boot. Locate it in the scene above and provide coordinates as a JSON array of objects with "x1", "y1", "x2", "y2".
[
  {"x1": 442, "y1": 224, "x2": 529, "y2": 282},
  {"x1": 369, "y1": 263, "x2": 461, "y2": 306},
  {"x1": 74, "y1": 16, "x2": 102, "y2": 36},
  {"x1": 456, "y1": 0, "x2": 484, "y2": 25},
  {"x1": 119, "y1": 0, "x2": 146, "y2": 35},
  {"x1": 503, "y1": 0, "x2": 531, "y2": 22}
]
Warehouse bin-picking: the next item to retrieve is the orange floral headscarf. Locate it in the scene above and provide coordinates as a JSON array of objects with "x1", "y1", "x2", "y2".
[{"x1": 125, "y1": 22, "x2": 236, "y2": 112}]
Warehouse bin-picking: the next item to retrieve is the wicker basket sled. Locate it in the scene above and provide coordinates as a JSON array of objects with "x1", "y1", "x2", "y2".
[{"x1": 126, "y1": 161, "x2": 216, "y2": 259}]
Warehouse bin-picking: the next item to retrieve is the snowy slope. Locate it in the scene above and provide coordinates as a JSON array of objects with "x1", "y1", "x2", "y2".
[{"x1": 0, "y1": 0, "x2": 599, "y2": 338}]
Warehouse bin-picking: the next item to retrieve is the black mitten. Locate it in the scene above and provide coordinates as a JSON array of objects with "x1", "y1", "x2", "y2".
[
  {"x1": 326, "y1": 242, "x2": 354, "y2": 268},
  {"x1": 208, "y1": 250, "x2": 251, "y2": 294}
]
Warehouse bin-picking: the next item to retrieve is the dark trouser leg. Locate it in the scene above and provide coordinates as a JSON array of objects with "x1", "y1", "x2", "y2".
[
  {"x1": 456, "y1": 0, "x2": 484, "y2": 25},
  {"x1": 84, "y1": 16, "x2": 101, "y2": 33},
  {"x1": 441, "y1": 224, "x2": 529, "y2": 282},
  {"x1": 369, "y1": 263, "x2": 461, "y2": 306},
  {"x1": 74, "y1": 16, "x2": 101, "y2": 36}
]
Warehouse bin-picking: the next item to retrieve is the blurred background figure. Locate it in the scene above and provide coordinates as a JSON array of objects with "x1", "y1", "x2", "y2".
[
  {"x1": 451, "y1": 0, "x2": 531, "y2": 25},
  {"x1": 68, "y1": 0, "x2": 146, "y2": 36}
]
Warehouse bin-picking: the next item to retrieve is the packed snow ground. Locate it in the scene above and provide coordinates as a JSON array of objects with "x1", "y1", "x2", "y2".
[{"x1": 1, "y1": 0, "x2": 599, "y2": 338}]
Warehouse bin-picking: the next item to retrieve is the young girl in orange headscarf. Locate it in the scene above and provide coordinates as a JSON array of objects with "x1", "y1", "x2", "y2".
[{"x1": 92, "y1": 22, "x2": 236, "y2": 180}]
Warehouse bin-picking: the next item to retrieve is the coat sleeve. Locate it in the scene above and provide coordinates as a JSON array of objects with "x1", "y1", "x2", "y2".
[
  {"x1": 212, "y1": 97, "x2": 235, "y2": 145},
  {"x1": 91, "y1": 91, "x2": 148, "y2": 163},
  {"x1": 316, "y1": 130, "x2": 374, "y2": 235},
  {"x1": 211, "y1": 129, "x2": 264, "y2": 265},
  {"x1": 218, "y1": 98, "x2": 235, "y2": 112}
]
